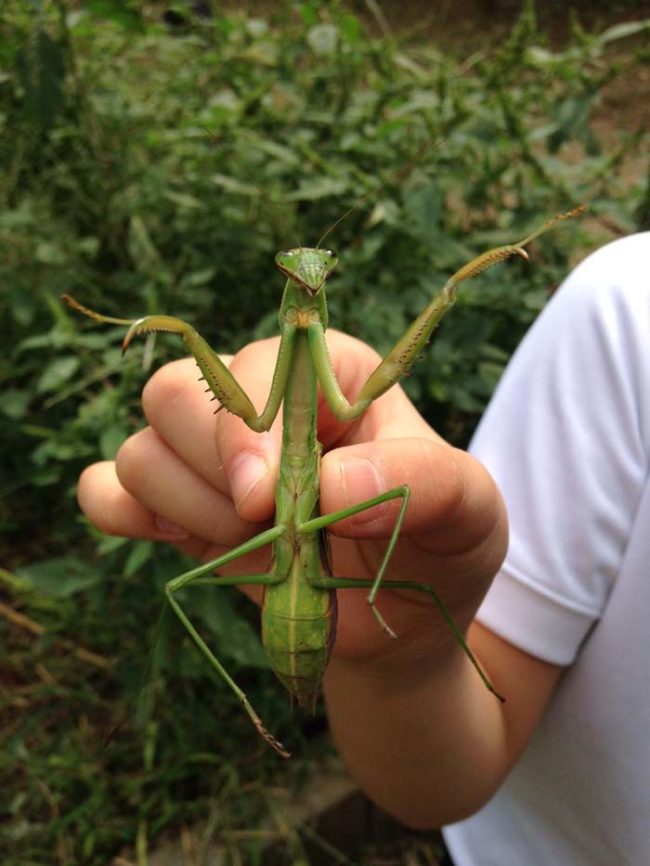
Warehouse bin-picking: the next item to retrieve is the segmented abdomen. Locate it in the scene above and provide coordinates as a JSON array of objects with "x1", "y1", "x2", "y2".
[{"x1": 261, "y1": 587, "x2": 337, "y2": 710}]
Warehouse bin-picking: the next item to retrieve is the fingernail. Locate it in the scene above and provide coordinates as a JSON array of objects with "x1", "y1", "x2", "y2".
[
  {"x1": 230, "y1": 451, "x2": 268, "y2": 509},
  {"x1": 339, "y1": 456, "x2": 385, "y2": 525},
  {"x1": 154, "y1": 515, "x2": 190, "y2": 539}
]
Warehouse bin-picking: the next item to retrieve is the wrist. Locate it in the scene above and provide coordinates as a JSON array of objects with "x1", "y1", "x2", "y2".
[{"x1": 326, "y1": 626, "x2": 468, "y2": 699}]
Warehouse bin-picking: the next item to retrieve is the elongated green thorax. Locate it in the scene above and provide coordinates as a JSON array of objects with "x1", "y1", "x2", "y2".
[{"x1": 261, "y1": 279, "x2": 337, "y2": 708}]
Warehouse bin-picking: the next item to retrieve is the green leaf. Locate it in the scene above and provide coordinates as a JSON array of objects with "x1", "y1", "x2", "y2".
[
  {"x1": 85, "y1": 0, "x2": 143, "y2": 31},
  {"x1": 34, "y1": 240, "x2": 67, "y2": 265},
  {"x1": 17, "y1": 28, "x2": 65, "y2": 130},
  {"x1": 339, "y1": 14, "x2": 361, "y2": 44},
  {"x1": 36, "y1": 357, "x2": 81, "y2": 394},
  {"x1": 17, "y1": 557, "x2": 104, "y2": 598},
  {"x1": 163, "y1": 191, "x2": 203, "y2": 210},
  {"x1": 285, "y1": 177, "x2": 348, "y2": 201},
  {"x1": 99, "y1": 424, "x2": 128, "y2": 460},
  {"x1": 298, "y1": 3, "x2": 319, "y2": 26},
  {"x1": 0, "y1": 389, "x2": 31, "y2": 420},
  {"x1": 245, "y1": 18, "x2": 268, "y2": 38},
  {"x1": 182, "y1": 268, "x2": 216, "y2": 288},
  {"x1": 209, "y1": 173, "x2": 259, "y2": 196},
  {"x1": 127, "y1": 216, "x2": 161, "y2": 269},
  {"x1": 599, "y1": 20, "x2": 650, "y2": 46},
  {"x1": 96, "y1": 535, "x2": 130, "y2": 555},
  {"x1": 8, "y1": 285, "x2": 36, "y2": 326},
  {"x1": 307, "y1": 24, "x2": 338, "y2": 56},
  {"x1": 190, "y1": 587, "x2": 267, "y2": 668},
  {"x1": 125, "y1": 540, "x2": 155, "y2": 577},
  {"x1": 403, "y1": 181, "x2": 442, "y2": 242}
]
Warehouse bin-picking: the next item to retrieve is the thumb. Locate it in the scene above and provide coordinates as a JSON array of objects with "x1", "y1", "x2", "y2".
[{"x1": 320, "y1": 437, "x2": 506, "y2": 560}]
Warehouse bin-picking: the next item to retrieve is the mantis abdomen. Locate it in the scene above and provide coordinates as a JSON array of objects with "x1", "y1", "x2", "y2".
[{"x1": 262, "y1": 567, "x2": 337, "y2": 710}]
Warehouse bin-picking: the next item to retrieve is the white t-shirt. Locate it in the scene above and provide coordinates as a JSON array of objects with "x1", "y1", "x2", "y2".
[{"x1": 444, "y1": 232, "x2": 650, "y2": 866}]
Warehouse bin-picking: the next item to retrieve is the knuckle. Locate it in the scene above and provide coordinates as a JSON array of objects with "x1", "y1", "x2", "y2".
[
  {"x1": 142, "y1": 358, "x2": 195, "y2": 421},
  {"x1": 114, "y1": 428, "x2": 154, "y2": 490},
  {"x1": 77, "y1": 465, "x2": 118, "y2": 534},
  {"x1": 328, "y1": 328, "x2": 382, "y2": 366},
  {"x1": 233, "y1": 336, "x2": 280, "y2": 371}
]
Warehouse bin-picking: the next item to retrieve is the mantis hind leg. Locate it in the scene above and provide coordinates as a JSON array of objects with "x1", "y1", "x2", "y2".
[
  {"x1": 300, "y1": 489, "x2": 504, "y2": 703},
  {"x1": 165, "y1": 524, "x2": 291, "y2": 757},
  {"x1": 313, "y1": 575, "x2": 504, "y2": 702}
]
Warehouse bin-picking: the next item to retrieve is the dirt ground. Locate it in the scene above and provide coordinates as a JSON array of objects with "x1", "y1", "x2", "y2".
[
  {"x1": 376, "y1": 0, "x2": 649, "y2": 42},
  {"x1": 373, "y1": 0, "x2": 650, "y2": 222},
  {"x1": 220, "y1": 1, "x2": 650, "y2": 137},
  {"x1": 378, "y1": 0, "x2": 650, "y2": 136}
]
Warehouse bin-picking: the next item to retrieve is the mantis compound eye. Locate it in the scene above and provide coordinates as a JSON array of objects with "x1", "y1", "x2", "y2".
[{"x1": 275, "y1": 250, "x2": 297, "y2": 272}]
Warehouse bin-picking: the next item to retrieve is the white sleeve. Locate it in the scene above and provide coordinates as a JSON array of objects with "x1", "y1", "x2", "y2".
[{"x1": 470, "y1": 232, "x2": 650, "y2": 665}]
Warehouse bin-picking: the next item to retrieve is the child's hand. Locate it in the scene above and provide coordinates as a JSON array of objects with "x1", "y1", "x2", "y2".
[{"x1": 77, "y1": 330, "x2": 508, "y2": 668}]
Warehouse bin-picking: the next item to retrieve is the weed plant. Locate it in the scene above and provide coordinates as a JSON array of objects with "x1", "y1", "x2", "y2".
[{"x1": 1, "y1": 0, "x2": 648, "y2": 862}]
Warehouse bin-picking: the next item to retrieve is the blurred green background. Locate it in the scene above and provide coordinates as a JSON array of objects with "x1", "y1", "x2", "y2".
[{"x1": 1, "y1": 1, "x2": 648, "y2": 863}]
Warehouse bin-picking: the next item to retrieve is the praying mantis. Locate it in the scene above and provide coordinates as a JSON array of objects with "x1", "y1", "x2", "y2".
[{"x1": 64, "y1": 206, "x2": 583, "y2": 758}]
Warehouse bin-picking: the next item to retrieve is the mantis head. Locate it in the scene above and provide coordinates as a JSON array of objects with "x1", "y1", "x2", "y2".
[{"x1": 275, "y1": 248, "x2": 338, "y2": 296}]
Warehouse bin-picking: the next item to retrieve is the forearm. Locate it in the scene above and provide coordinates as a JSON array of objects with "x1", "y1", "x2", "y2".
[
  {"x1": 324, "y1": 636, "x2": 508, "y2": 827},
  {"x1": 324, "y1": 623, "x2": 561, "y2": 828}
]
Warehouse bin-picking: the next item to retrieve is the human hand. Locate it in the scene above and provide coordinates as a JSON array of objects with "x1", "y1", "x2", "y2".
[{"x1": 78, "y1": 330, "x2": 508, "y2": 673}]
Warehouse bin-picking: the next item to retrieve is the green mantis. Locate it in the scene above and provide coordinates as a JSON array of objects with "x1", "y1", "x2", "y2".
[{"x1": 64, "y1": 206, "x2": 583, "y2": 758}]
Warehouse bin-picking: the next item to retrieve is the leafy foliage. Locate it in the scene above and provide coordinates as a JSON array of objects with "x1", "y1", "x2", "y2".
[{"x1": 1, "y1": 0, "x2": 648, "y2": 862}]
